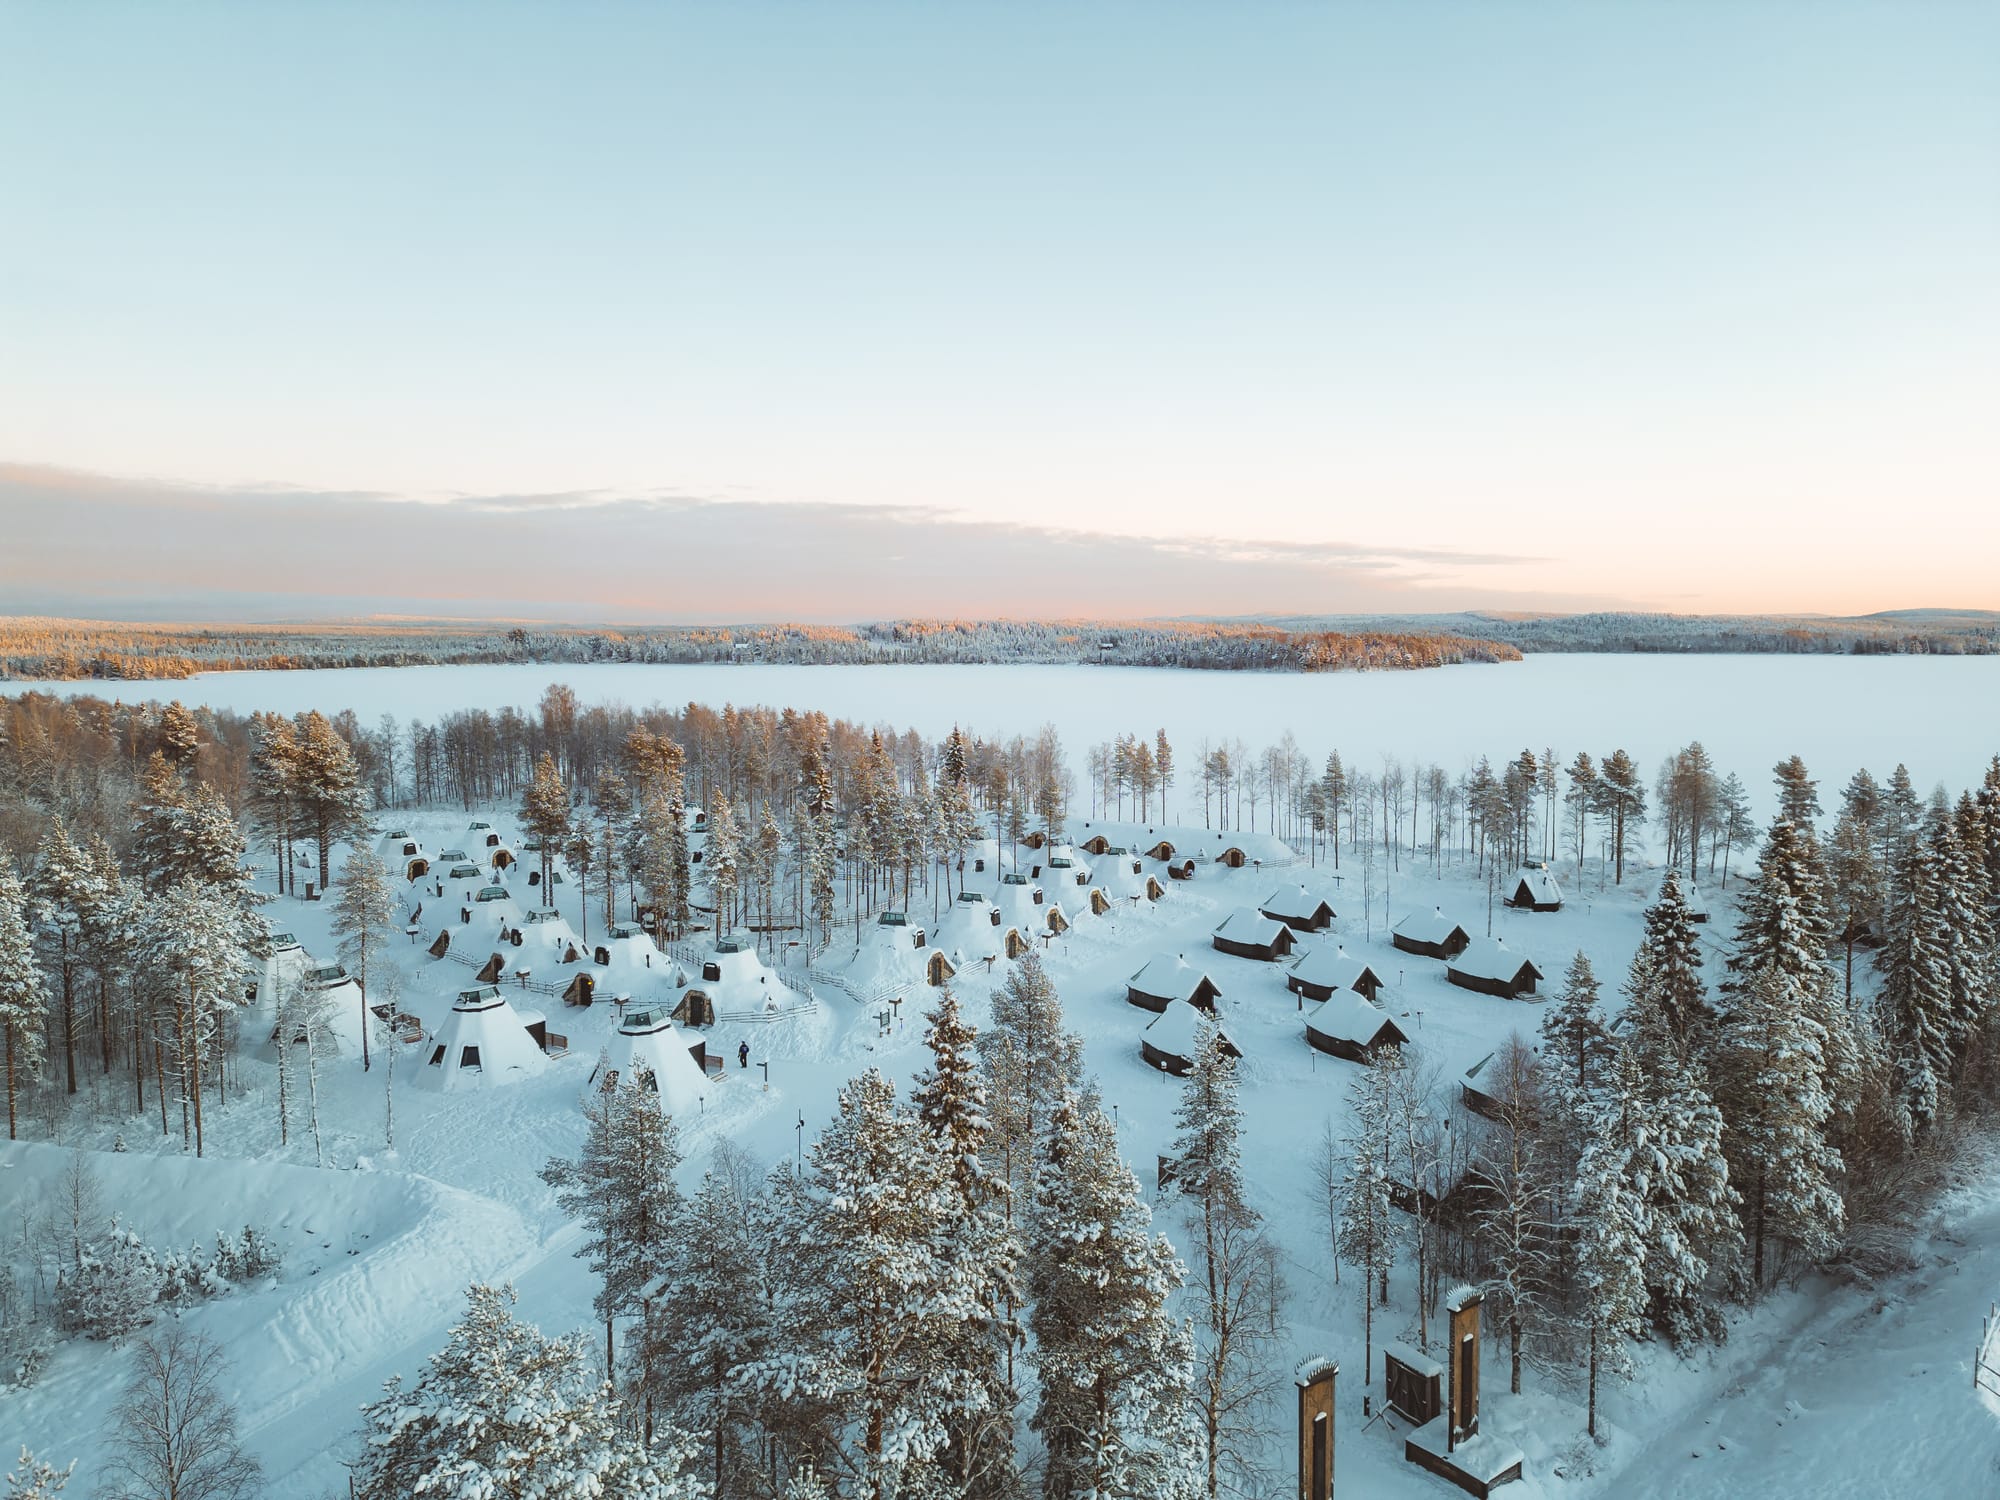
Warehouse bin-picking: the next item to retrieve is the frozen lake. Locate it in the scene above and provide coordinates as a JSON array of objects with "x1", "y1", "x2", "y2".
[{"x1": 8, "y1": 654, "x2": 1998, "y2": 812}]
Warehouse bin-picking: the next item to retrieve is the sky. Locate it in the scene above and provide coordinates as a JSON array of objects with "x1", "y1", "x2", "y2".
[{"x1": 2, "y1": 1, "x2": 1996, "y2": 623}]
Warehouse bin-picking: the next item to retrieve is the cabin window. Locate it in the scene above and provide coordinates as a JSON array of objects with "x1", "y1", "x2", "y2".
[
  {"x1": 428, "y1": 1045, "x2": 445, "y2": 1066},
  {"x1": 974, "y1": 858, "x2": 986, "y2": 872},
  {"x1": 988, "y1": 911, "x2": 1000, "y2": 926},
  {"x1": 460, "y1": 1046, "x2": 481, "y2": 1069},
  {"x1": 702, "y1": 961, "x2": 722, "y2": 982}
]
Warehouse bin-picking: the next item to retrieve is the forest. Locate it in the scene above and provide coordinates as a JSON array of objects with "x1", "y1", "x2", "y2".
[{"x1": 2, "y1": 683, "x2": 1999, "y2": 1497}]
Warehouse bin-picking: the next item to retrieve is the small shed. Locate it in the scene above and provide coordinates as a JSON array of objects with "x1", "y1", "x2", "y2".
[
  {"x1": 1446, "y1": 938, "x2": 1543, "y2": 1000},
  {"x1": 1167, "y1": 856, "x2": 1196, "y2": 880},
  {"x1": 1382, "y1": 1341, "x2": 1443, "y2": 1425},
  {"x1": 1212, "y1": 908, "x2": 1297, "y2": 962},
  {"x1": 1392, "y1": 908, "x2": 1472, "y2": 960}
]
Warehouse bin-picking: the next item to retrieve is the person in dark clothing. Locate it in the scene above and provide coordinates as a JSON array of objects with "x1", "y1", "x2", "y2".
[{"x1": 738, "y1": 1040, "x2": 750, "y2": 1069}]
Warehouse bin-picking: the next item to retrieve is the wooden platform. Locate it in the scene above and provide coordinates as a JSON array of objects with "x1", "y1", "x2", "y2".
[{"x1": 1403, "y1": 1418, "x2": 1524, "y2": 1498}]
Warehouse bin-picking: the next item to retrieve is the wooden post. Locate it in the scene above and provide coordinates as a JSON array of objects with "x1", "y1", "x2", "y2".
[
  {"x1": 1295, "y1": 1356, "x2": 1337, "y2": 1500},
  {"x1": 1447, "y1": 1288, "x2": 1482, "y2": 1453}
]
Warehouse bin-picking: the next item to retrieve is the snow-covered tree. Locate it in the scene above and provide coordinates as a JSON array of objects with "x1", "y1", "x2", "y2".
[
  {"x1": 978, "y1": 953, "x2": 1084, "y2": 1216},
  {"x1": 1030, "y1": 1089, "x2": 1201, "y2": 1500},
  {"x1": 541, "y1": 1075, "x2": 684, "y2": 1379},
  {"x1": 352, "y1": 1284, "x2": 702, "y2": 1500},
  {"x1": 1337, "y1": 1062, "x2": 1396, "y2": 1390},
  {"x1": 0, "y1": 863, "x2": 45, "y2": 1140},
  {"x1": 139, "y1": 880, "x2": 252, "y2": 1158},
  {"x1": 1627, "y1": 870, "x2": 1711, "y2": 1057},
  {"x1": 3, "y1": 1448, "x2": 73, "y2": 1499},
  {"x1": 1571, "y1": 1048, "x2": 1651, "y2": 1439},
  {"x1": 293, "y1": 711, "x2": 368, "y2": 892},
  {"x1": 332, "y1": 846, "x2": 397, "y2": 1072},
  {"x1": 1165, "y1": 1021, "x2": 1280, "y2": 1500},
  {"x1": 28, "y1": 822, "x2": 100, "y2": 1097},
  {"x1": 706, "y1": 792, "x2": 742, "y2": 934},
  {"x1": 1595, "y1": 749, "x2": 1646, "y2": 885},
  {"x1": 521, "y1": 751, "x2": 571, "y2": 892},
  {"x1": 1471, "y1": 1036, "x2": 1556, "y2": 1392}
]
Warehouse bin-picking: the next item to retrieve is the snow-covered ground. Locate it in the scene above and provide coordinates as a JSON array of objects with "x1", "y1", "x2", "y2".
[{"x1": 7, "y1": 811, "x2": 1998, "y2": 1495}]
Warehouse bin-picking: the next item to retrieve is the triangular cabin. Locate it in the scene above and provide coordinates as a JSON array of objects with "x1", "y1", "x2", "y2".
[
  {"x1": 1093, "y1": 848, "x2": 1149, "y2": 903},
  {"x1": 1286, "y1": 944, "x2": 1386, "y2": 1003},
  {"x1": 518, "y1": 906, "x2": 585, "y2": 963},
  {"x1": 1392, "y1": 908, "x2": 1472, "y2": 960},
  {"x1": 374, "y1": 829, "x2": 430, "y2": 882},
  {"x1": 1304, "y1": 992, "x2": 1408, "y2": 1064},
  {"x1": 593, "y1": 922, "x2": 663, "y2": 971},
  {"x1": 670, "y1": 934, "x2": 788, "y2": 1025},
  {"x1": 464, "y1": 820, "x2": 502, "y2": 849},
  {"x1": 245, "y1": 928, "x2": 309, "y2": 1007},
  {"x1": 419, "y1": 985, "x2": 550, "y2": 1090},
  {"x1": 583, "y1": 1007, "x2": 711, "y2": 1116},
  {"x1": 1446, "y1": 937, "x2": 1544, "y2": 1000},
  {"x1": 1141, "y1": 1001, "x2": 1241, "y2": 1077},
  {"x1": 1257, "y1": 883, "x2": 1338, "y2": 933},
  {"x1": 1502, "y1": 861, "x2": 1564, "y2": 912},
  {"x1": 1045, "y1": 849, "x2": 1093, "y2": 888},
  {"x1": 1126, "y1": 953, "x2": 1222, "y2": 1014},
  {"x1": 1211, "y1": 908, "x2": 1298, "y2": 963},
  {"x1": 830, "y1": 910, "x2": 943, "y2": 998}
]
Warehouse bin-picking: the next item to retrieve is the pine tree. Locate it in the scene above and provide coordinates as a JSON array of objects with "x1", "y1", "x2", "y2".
[
  {"x1": 3, "y1": 1449, "x2": 73, "y2": 1498},
  {"x1": 1165, "y1": 1021, "x2": 1278, "y2": 1500},
  {"x1": 1471, "y1": 1036, "x2": 1556, "y2": 1393},
  {"x1": 246, "y1": 713, "x2": 302, "y2": 896},
  {"x1": 1627, "y1": 870, "x2": 1711, "y2": 1055},
  {"x1": 352, "y1": 1284, "x2": 702, "y2": 1499},
  {"x1": 1337, "y1": 1061, "x2": 1396, "y2": 1391},
  {"x1": 629, "y1": 1167, "x2": 770, "y2": 1495},
  {"x1": 292, "y1": 711, "x2": 368, "y2": 892},
  {"x1": 978, "y1": 953, "x2": 1084, "y2": 1215},
  {"x1": 1030, "y1": 1090, "x2": 1202, "y2": 1500},
  {"x1": 762, "y1": 1069, "x2": 970, "y2": 1500},
  {"x1": 540, "y1": 1076, "x2": 684, "y2": 1380},
  {"x1": 1772, "y1": 755, "x2": 1822, "y2": 832},
  {"x1": 521, "y1": 751, "x2": 571, "y2": 891},
  {"x1": 29, "y1": 822, "x2": 102, "y2": 1096},
  {"x1": 1572, "y1": 1048, "x2": 1651, "y2": 1440},
  {"x1": 706, "y1": 792, "x2": 742, "y2": 934},
  {"x1": 1715, "y1": 963, "x2": 1846, "y2": 1284},
  {"x1": 910, "y1": 989, "x2": 1021, "y2": 1498},
  {"x1": 332, "y1": 847, "x2": 397, "y2": 1072},
  {"x1": 140, "y1": 880, "x2": 252, "y2": 1158},
  {"x1": 0, "y1": 863, "x2": 46, "y2": 1141},
  {"x1": 1595, "y1": 750, "x2": 1646, "y2": 885}
]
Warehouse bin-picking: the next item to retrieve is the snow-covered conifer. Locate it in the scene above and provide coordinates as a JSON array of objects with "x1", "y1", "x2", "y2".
[{"x1": 0, "y1": 863, "x2": 46, "y2": 1140}]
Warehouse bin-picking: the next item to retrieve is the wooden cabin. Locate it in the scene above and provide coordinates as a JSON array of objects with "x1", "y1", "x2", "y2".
[
  {"x1": 1211, "y1": 908, "x2": 1297, "y2": 962},
  {"x1": 1392, "y1": 908, "x2": 1472, "y2": 960},
  {"x1": 1304, "y1": 994, "x2": 1408, "y2": 1064},
  {"x1": 1382, "y1": 1343, "x2": 1443, "y2": 1426},
  {"x1": 1287, "y1": 946, "x2": 1387, "y2": 1004},
  {"x1": 926, "y1": 949, "x2": 955, "y2": 986},
  {"x1": 1216, "y1": 846, "x2": 1248, "y2": 868},
  {"x1": 1167, "y1": 856, "x2": 1196, "y2": 880},
  {"x1": 1258, "y1": 884, "x2": 1339, "y2": 933},
  {"x1": 1502, "y1": 862, "x2": 1563, "y2": 912},
  {"x1": 1460, "y1": 1052, "x2": 1505, "y2": 1119},
  {"x1": 1145, "y1": 839, "x2": 1176, "y2": 860},
  {"x1": 1126, "y1": 953, "x2": 1223, "y2": 1014},
  {"x1": 1141, "y1": 1002, "x2": 1241, "y2": 1077},
  {"x1": 1081, "y1": 834, "x2": 1112, "y2": 855},
  {"x1": 1446, "y1": 938, "x2": 1543, "y2": 1000}
]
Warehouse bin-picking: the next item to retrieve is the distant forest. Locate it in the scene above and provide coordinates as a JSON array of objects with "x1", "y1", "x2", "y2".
[
  {"x1": 1273, "y1": 608, "x2": 2000, "y2": 656},
  {"x1": 0, "y1": 617, "x2": 1519, "y2": 681}
]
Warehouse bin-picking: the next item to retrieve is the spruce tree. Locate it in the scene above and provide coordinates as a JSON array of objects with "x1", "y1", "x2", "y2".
[
  {"x1": 521, "y1": 751, "x2": 571, "y2": 892},
  {"x1": 332, "y1": 847, "x2": 397, "y2": 1072},
  {"x1": 292, "y1": 711, "x2": 367, "y2": 892},
  {"x1": 0, "y1": 864, "x2": 46, "y2": 1141},
  {"x1": 352, "y1": 1284, "x2": 701, "y2": 1499},
  {"x1": 1338, "y1": 1061, "x2": 1396, "y2": 1390},
  {"x1": 1030, "y1": 1090, "x2": 1201, "y2": 1500},
  {"x1": 1628, "y1": 870, "x2": 1711, "y2": 1055},
  {"x1": 540, "y1": 1076, "x2": 685, "y2": 1379},
  {"x1": 1572, "y1": 1047, "x2": 1650, "y2": 1439}
]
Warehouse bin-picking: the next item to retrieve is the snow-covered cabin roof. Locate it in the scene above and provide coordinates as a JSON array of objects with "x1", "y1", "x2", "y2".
[
  {"x1": 1288, "y1": 946, "x2": 1385, "y2": 998},
  {"x1": 829, "y1": 911, "x2": 930, "y2": 992},
  {"x1": 518, "y1": 906, "x2": 583, "y2": 955},
  {"x1": 1128, "y1": 953, "x2": 1220, "y2": 1006},
  {"x1": 595, "y1": 923, "x2": 665, "y2": 976},
  {"x1": 445, "y1": 863, "x2": 485, "y2": 881},
  {"x1": 1509, "y1": 863, "x2": 1563, "y2": 906},
  {"x1": 1213, "y1": 908, "x2": 1289, "y2": 947},
  {"x1": 932, "y1": 891, "x2": 1002, "y2": 963},
  {"x1": 676, "y1": 934, "x2": 785, "y2": 1011},
  {"x1": 420, "y1": 985, "x2": 549, "y2": 1090},
  {"x1": 995, "y1": 875, "x2": 1051, "y2": 930},
  {"x1": 1382, "y1": 1340, "x2": 1443, "y2": 1380},
  {"x1": 584, "y1": 1007, "x2": 709, "y2": 1116},
  {"x1": 436, "y1": 848, "x2": 471, "y2": 863},
  {"x1": 1093, "y1": 854, "x2": 1148, "y2": 900},
  {"x1": 1448, "y1": 936, "x2": 1542, "y2": 984},
  {"x1": 1143, "y1": 1000, "x2": 1236, "y2": 1065},
  {"x1": 375, "y1": 829, "x2": 424, "y2": 858},
  {"x1": 1259, "y1": 883, "x2": 1338, "y2": 923},
  {"x1": 1305, "y1": 992, "x2": 1404, "y2": 1050},
  {"x1": 1393, "y1": 908, "x2": 1470, "y2": 946}
]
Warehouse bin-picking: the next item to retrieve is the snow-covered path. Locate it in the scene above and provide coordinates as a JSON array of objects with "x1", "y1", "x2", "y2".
[{"x1": 1599, "y1": 1146, "x2": 2000, "y2": 1499}]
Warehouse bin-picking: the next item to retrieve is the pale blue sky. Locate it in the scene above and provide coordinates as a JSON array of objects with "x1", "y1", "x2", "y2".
[{"x1": 2, "y1": 2, "x2": 1995, "y2": 617}]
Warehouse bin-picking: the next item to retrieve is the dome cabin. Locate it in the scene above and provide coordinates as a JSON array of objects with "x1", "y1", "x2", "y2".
[
  {"x1": 1093, "y1": 848, "x2": 1149, "y2": 903},
  {"x1": 1304, "y1": 993, "x2": 1408, "y2": 1064},
  {"x1": 1287, "y1": 945, "x2": 1387, "y2": 1004},
  {"x1": 1502, "y1": 862, "x2": 1564, "y2": 913},
  {"x1": 592, "y1": 922, "x2": 664, "y2": 972},
  {"x1": 583, "y1": 1007, "x2": 711, "y2": 1116},
  {"x1": 1141, "y1": 1001, "x2": 1240, "y2": 1076},
  {"x1": 420, "y1": 985, "x2": 551, "y2": 1089},
  {"x1": 995, "y1": 872, "x2": 1067, "y2": 937},
  {"x1": 669, "y1": 934, "x2": 788, "y2": 1028},
  {"x1": 464, "y1": 820, "x2": 503, "y2": 849},
  {"x1": 517, "y1": 907, "x2": 585, "y2": 963},
  {"x1": 1258, "y1": 883, "x2": 1339, "y2": 934},
  {"x1": 932, "y1": 891, "x2": 1003, "y2": 967},
  {"x1": 1167, "y1": 856, "x2": 1197, "y2": 880},
  {"x1": 1392, "y1": 908, "x2": 1472, "y2": 961},
  {"x1": 1446, "y1": 937, "x2": 1544, "y2": 1000},
  {"x1": 374, "y1": 829, "x2": 430, "y2": 882},
  {"x1": 1211, "y1": 908, "x2": 1297, "y2": 963},
  {"x1": 1043, "y1": 847, "x2": 1094, "y2": 889},
  {"x1": 468, "y1": 884, "x2": 527, "y2": 936},
  {"x1": 1125, "y1": 953, "x2": 1222, "y2": 1014},
  {"x1": 830, "y1": 910, "x2": 947, "y2": 1000}
]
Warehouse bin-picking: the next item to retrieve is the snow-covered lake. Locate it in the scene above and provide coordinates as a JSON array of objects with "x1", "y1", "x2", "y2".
[{"x1": 10, "y1": 654, "x2": 1999, "y2": 810}]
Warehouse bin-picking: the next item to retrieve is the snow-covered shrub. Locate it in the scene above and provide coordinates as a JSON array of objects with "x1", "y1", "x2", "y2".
[
  {"x1": 56, "y1": 1221, "x2": 160, "y2": 1341},
  {"x1": 155, "y1": 1244, "x2": 227, "y2": 1307},
  {"x1": 211, "y1": 1225, "x2": 281, "y2": 1283}
]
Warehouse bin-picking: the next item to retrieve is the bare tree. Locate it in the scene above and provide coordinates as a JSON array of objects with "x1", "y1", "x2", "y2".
[{"x1": 102, "y1": 1325, "x2": 261, "y2": 1500}]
